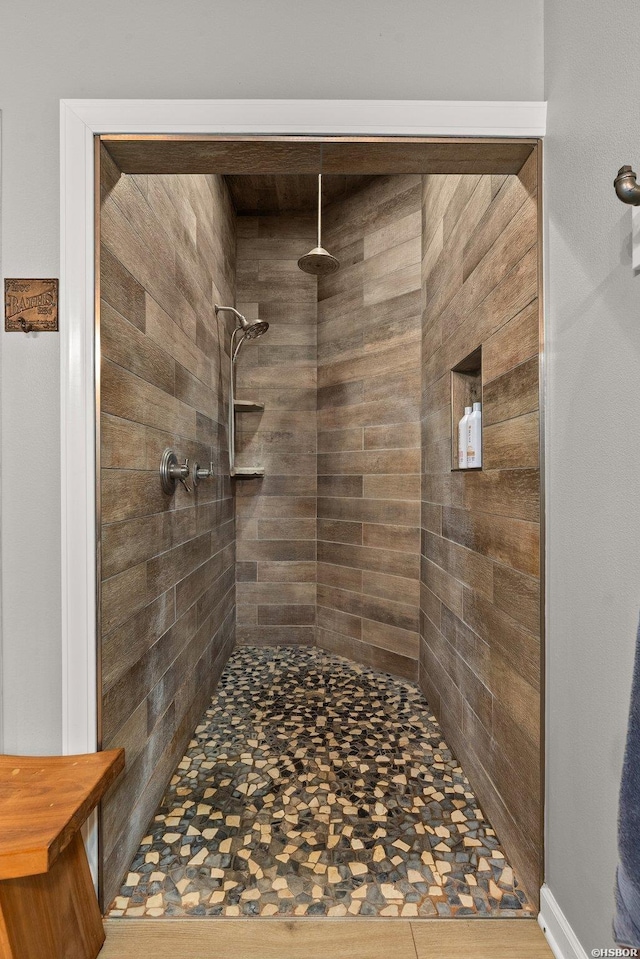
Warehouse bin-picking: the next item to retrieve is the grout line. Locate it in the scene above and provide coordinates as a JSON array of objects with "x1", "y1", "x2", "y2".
[{"x1": 409, "y1": 920, "x2": 421, "y2": 959}]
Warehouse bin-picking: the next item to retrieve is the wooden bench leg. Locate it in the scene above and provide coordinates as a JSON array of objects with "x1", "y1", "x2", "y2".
[{"x1": 0, "y1": 832, "x2": 105, "y2": 959}]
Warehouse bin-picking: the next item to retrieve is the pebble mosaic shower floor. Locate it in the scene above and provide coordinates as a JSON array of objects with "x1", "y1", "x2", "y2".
[{"x1": 109, "y1": 646, "x2": 534, "y2": 919}]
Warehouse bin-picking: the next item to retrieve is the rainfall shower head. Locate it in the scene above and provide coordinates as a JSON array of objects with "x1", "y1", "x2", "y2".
[
  {"x1": 298, "y1": 246, "x2": 340, "y2": 276},
  {"x1": 298, "y1": 174, "x2": 340, "y2": 277}
]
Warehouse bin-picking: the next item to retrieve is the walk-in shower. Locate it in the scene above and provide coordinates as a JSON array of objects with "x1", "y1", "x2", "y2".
[{"x1": 215, "y1": 305, "x2": 269, "y2": 478}]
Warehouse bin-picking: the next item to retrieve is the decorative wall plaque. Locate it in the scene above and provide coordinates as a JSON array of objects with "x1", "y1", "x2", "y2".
[{"x1": 4, "y1": 278, "x2": 58, "y2": 332}]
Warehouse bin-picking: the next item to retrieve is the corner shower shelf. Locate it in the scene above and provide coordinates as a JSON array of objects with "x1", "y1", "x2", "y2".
[
  {"x1": 234, "y1": 399, "x2": 264, "y2": 413},
  {"x1": 232, "y1": 467, "x2": 265, "y2": 480}
]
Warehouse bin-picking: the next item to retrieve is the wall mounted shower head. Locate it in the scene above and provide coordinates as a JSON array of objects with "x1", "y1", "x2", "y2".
[
  {"x1": 215, "y1": 305, "x2": 269, "y2": 362},
  {"x1": 215, "y1": 304, "x2": 270, "y2": 339},
  {"x1": 242, "y1": 319, "x2": 269, "y2": 339}
]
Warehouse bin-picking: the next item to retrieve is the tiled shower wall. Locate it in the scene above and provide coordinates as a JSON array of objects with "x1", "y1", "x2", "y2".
[
  {"x1": 99, "y1": 148, "x2": 237, "y2": 906},
  {"x1": 234, "y1": 214, "x2": 318, "y2": 644},
  {"x1": 419, "y1": 155, "x2": 541, "y2": 902},
  {"x1": 315, "y1": 176, "x2": 423, "y2": 680}
]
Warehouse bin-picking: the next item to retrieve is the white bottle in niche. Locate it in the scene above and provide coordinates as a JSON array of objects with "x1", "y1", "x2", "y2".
[
  {"x1": 458, "y1": 407, "x2": 472, "y2": 468},
  {"x1": 467, "y1": 402, "x2": 482, "y2": 468}
]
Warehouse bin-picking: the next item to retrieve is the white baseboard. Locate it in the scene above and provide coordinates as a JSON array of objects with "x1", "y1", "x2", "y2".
[{"x1": 539, "y1": 884, "x2": 590, "y2": 959}]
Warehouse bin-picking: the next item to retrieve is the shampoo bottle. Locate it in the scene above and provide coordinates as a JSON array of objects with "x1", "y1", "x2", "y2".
[
  {"x1": 458, "y1": 407, "x2": 472, "y2": 468},
  {"x1": 467, "y1": 402, "x2": 482, "y2": 468}
]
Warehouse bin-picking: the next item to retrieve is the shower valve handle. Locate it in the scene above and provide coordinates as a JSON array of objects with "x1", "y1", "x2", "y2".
[
  {"x1": 169, "y1": 456, "x2": 191, "y2": 492},
  {"x1": 192, "y1": 462, "x2": 212, "y2": 487},
  {"x1": 160, "y1": 449, "x2": 192, "y2": 495}
]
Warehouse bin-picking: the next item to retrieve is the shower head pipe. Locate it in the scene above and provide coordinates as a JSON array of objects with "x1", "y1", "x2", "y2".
[{"x1": 215, "y1": 304, "x2": 269, "y2": 353}]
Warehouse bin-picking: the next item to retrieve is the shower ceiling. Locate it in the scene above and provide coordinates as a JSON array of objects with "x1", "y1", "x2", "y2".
[{"x1": 225, "y1": 174, "x2": 377, "y2": 213}]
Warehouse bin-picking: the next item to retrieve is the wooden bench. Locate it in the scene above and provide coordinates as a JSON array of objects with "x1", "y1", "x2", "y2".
[{"x1": 0, "y1": 750, "x2": 125, "y2": 959}]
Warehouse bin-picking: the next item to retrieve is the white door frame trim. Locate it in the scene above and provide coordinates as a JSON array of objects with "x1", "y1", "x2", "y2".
[{"x1": 59, "y1": 93, "x2": 547, "y2": 886}]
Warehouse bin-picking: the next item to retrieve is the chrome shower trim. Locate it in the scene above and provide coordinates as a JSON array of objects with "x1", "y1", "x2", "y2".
[{"x1": 215, "y1": 304, "x2": 245, "y2": 323}]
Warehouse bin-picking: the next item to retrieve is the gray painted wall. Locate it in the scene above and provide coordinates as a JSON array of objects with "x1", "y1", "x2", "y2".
[
  {"x1": 544, "y1": 0, "x2": 640, "y2": 949},
  {"x1": 0, "y1": 0, "x2": 543, "y2": 754}
]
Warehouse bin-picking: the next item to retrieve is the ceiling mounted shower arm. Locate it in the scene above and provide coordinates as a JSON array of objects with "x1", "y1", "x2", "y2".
[
  {"x1": 297, "y1": 171, "x2": 340, "y2": 276},
  {"x1": 317, "y1": 172, "x2": 322, "y2": 249},
  {"x1": 614, "y1": 166, "x2": 640, "y2": 205}
]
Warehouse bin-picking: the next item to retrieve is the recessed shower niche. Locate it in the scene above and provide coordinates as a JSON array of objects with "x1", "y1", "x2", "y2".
[
  {"x1": 451, "y1": 346, "x2": 482, "y2": 471},
  {"x1": 97, "y1": 136, "x2": 543, "y2": 918}
]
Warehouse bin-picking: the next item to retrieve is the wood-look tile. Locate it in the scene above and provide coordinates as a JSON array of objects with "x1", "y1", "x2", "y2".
[
  {"x1": 363, "y1": 422, "x2": 420, "y2": 449},
  {"x1": 235, "y1": 582, "x2": 316, "y2": 605},
  {"x1": 316, "y1": 475, "x2": 363, "y2": 498},
  {"x1": 318, "y1": 495, "x2": 419, "y2": 527},
  {"x1": 317, "y1": 628, "x2": 417, "y2": 682},
  {"x1": 362, "y1": 569, "x2": 420, "y2": 607},
  {"x1": 318, "y1": 449, "x2": 420, "y2": 476},
  {"x1": 362, "y1": 522, "x2": 420, "y2": 554},
  {"x1": 316, "y1": 583, "x2": 363, "y2": 617},
  {"x1": 493, "y1": 565, "x2": 540, "y2": 635},
  {"x1": 100, "y1": 164, "x2": 235, "y2": 905},
  {"x1": 317, "y1": 541, "x2": 419, "y2": 580},
  {"x1": 101, "y1": 563, "x2": 148, "y2": 636},
  {"x1": 236, "y1": 495, "x2": 316, "y2": 519},
  {"x1": 363, "y1": 474, "x2": 421, "y2": 501},
  {"x1": 463, "y1": 174, "x2": 536, "y2": 281},
  {"x1": 257, "y1": 518, "x2": 316, "y2": 540},
  {"x1": 102, "y1": 509, "x2": 196, "y2": 579},
  {"x1": 317, "y1": 604, "x2": 362, "y2": 639},
  {"x1": 420, "y1": 583, "x2": 442, "y2": 631},
  {"x1": 102, "y1": 590, "x2": 176, "y2": 691},
  {"x1": 317, "y1": 518, "x2": 363, "y2": 545},
  {"x1": 423, "y1": 529, "x2": 494, "y2": 600},
  {"x1": 364, "y1": 209, "x2": 422, "y2": 260},
  {"x1": 462, "y1": 468, "x2": 540, "y2": 523},
  {"x1": 146, "y1": 533, "x2": 212, "y2": 600},
  {"x1": 101, "y1": 300, "x2": 175, "y2": 395},
  {"x1": 236, "y1": 562, "x2": 257, "y2": 581},
  {"x1": 236, "y1": 539, "x2": 315, "y2": 563},
  {"x1": 439, "y1": 606, "x2": 490, "y2": 687},
  {"x1": 419, "y1": 166, "x2": 541, "y2": 903},
  {"x1": 258, "y1": 604, "x2": 315, "y2": 626},
  {"x1": 483, "y1": 355, "x2": 539, "y2": 426},
  {"x1": 235, "y1": 475, "x2": 316, "y2": 498},
  {"x1": 483, "y1": 411, "x2": 540, "y2": 470},
  {"x1": 257, "y1": 561, "x2": 316, "y2": 583},
  {"x1": 361, "y1": 592, "x2": 420, "y2": 633},
  {"x1": 483, "y1": 300, "x2": 539, "y2": 383},
  {"x1": 102, "y1": 358, "x2": 196, "y2": 440},
  {"x1": 316, "y1": 562, "x2": 363, "y2": 593},
  {"x1": 101, "y1": 414, "x2": 148, "y2": 470},
  {"x1": 175, "y1": 547, "x2": 233, "y2": 619},
  {"x1": 442, "y1": 506, "x2": 539, "y2": 578},
  {"x1": 102, "y1": 605, "x2": 198, "y2": 743},
  {"x1": 100, "y1": 245, "x2": 146, "y2": 332},
  {"x1": 438, "y1": 195, "x2": 537, "y2": 342},
  {"x1": 422, "y1": 558, "x2": 464, "y2": 619},
  {"x1": 236, "y1": 625, "x2": 316, "y2": 646},
  {"x1": 317, "y1": 428, "x2": 364, "y2": 452},
  {"x1": 463, "y1": 588, "x2": 540, "y2": 692}
]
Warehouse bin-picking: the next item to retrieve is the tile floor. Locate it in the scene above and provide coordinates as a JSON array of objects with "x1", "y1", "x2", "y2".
[{"x1": 109, "y1": 646, "x2": 534, "y2": 919}]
